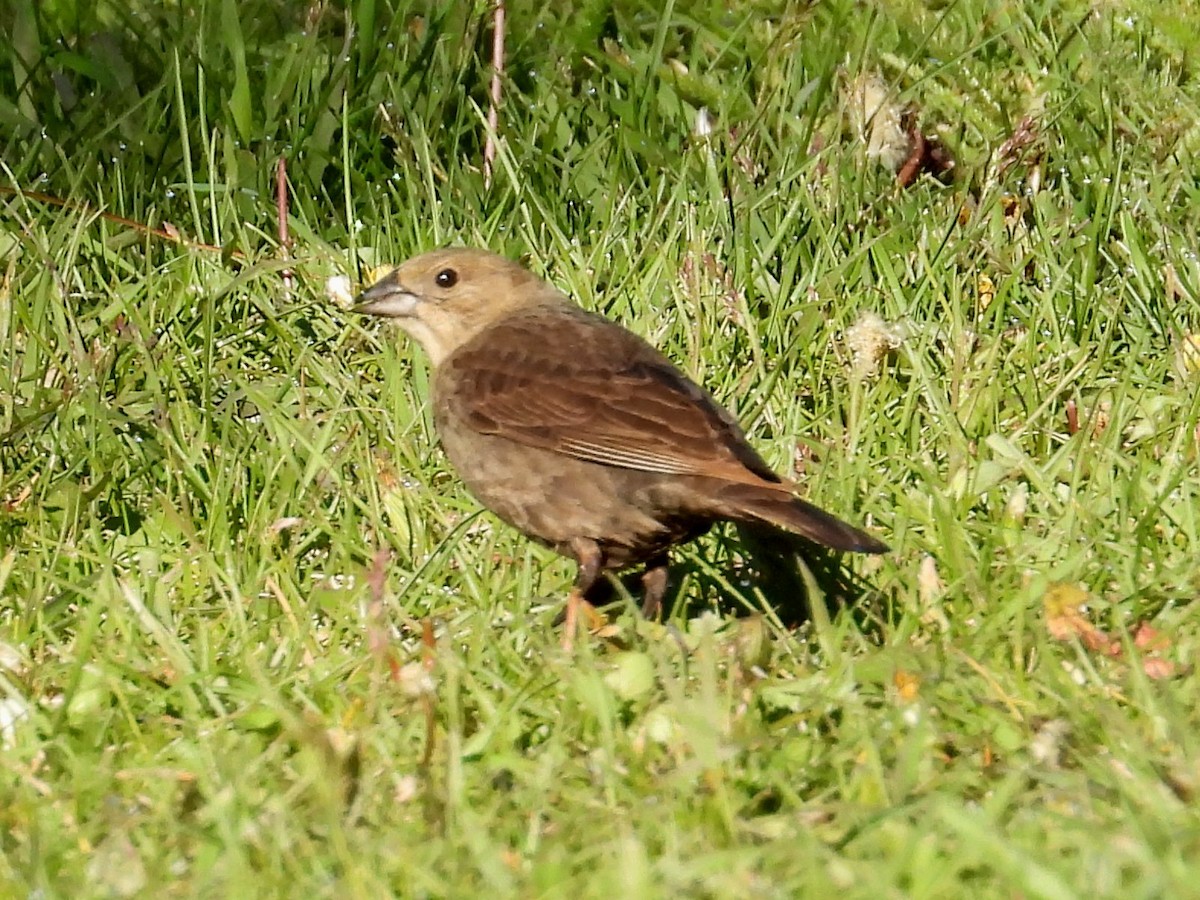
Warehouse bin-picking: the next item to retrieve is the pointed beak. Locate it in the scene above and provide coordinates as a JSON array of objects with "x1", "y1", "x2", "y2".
[{"x1": 353, "y1": 276, "x2": 420, "y2": 318}]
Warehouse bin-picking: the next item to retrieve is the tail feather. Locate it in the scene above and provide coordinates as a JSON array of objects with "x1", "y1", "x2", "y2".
[{"x1": 715, "y1": 482, "x2": 889, "y2": 554}]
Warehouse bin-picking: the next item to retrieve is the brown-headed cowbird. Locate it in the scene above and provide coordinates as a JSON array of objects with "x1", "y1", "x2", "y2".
[{"x1": 355, "y1": 248, "x2": 887, "y2": 647}]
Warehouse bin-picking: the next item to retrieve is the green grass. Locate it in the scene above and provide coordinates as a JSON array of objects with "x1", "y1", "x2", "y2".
[{"x1": 3, "y1": 0, "x2": 1200, "y2": 896}]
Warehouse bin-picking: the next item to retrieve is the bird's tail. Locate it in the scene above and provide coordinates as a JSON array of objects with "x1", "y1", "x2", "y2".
[{"x1": 714, "y1": 482, "x2": 889, "y2": 554}]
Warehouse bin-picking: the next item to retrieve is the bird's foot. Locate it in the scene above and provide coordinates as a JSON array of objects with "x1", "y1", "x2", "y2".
[{"x1": 560, "y1": 590, "x2": 609, "y2": 651}]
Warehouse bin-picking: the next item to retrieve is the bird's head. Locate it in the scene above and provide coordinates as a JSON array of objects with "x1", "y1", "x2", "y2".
[{"x1": 354, "y1": 248, "x2": 560, "y2": 365}]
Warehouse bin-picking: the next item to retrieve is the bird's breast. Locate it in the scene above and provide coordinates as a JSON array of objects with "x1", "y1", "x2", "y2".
[{"x1": 431, "y1": 400, "x2": 707, "y2": 569}]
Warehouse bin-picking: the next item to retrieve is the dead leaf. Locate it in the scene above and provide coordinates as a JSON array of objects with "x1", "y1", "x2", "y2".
[
  {"x1": 845, "y1": 72, "x2": 954, "y2": 186},
  {"x1": 846, "y1": 72, "x2": 910, "y2": 172},
  {"x1": 917, "y1": 555, "x2": 949, "y2": 632},
  {"x1": 1162, "y1": 264, "x2": 1185, "y2": 303},
  {"x1": 1043, "y1": 583, "x2": 1119, "y2": 655},
  {"x1": 1132, "y1": 621, "x2": 1170, "y2": 652},
  {"x1": 1132, "y1": 622, "x2": 1178, "y2": 680},
  {"x1": 1045, "y1": 590, "x2": 1180, "y2": 679},
  {"x1": 1141, "y1": 657, "x2": 1177, "y2": 681}
]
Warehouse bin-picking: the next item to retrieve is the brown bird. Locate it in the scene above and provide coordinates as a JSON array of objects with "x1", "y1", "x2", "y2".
[{"x1": 355, "y1": 248, "x2": 887, "y2": 647}]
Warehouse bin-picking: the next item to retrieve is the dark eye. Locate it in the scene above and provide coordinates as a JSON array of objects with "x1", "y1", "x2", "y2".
[{"x1": 435, "y1": 268, "x2": 458, "y2": 288}]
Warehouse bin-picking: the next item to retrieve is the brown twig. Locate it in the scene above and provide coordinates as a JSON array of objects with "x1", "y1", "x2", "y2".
[
  {"x1": 276, "y1": 157, "x2": 293, "y2": 296},
  {"x1": 483, "y1": 1, "x2": 506, "y2": 187},
  {"x1": 1065, "y1": 399, "x2": 1080, "y2": 436},
  {"x1": 895, "y1": 127, "x2": 927, "y2": 188},
  {"x1": 0, "y1": 184, "x2": 233, "y2": 256},
  {"x1": 895, "y1": 115, "x2": 955, "y2": 188}
]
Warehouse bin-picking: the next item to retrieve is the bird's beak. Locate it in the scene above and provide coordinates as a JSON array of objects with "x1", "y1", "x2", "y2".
[{"x1": 353, "y1": 276, "x2": 420, "y2": 318}]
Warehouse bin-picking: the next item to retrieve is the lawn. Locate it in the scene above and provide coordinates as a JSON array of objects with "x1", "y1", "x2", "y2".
[{"x1": 2, "y1": 1, "x2": 1200, "y2": 896}]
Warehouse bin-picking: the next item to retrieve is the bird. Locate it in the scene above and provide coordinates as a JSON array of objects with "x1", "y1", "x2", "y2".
[{"x1": 354, "y1": 248, "x2": 888, "y2": 648}]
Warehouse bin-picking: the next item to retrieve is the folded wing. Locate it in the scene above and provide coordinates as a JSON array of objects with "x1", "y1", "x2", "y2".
[{"x1": 441, "y1": 307, "x2": 782, "y2": 488}]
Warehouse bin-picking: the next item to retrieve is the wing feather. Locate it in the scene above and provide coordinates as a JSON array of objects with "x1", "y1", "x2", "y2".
[{"x1": 437, "y1": 307, "x2": 782, "y2": 486}]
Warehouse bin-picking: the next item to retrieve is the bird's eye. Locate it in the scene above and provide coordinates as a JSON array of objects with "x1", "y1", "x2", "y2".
[{"x1": 435, "y1": 268, "x2": 459, "y2": 288}]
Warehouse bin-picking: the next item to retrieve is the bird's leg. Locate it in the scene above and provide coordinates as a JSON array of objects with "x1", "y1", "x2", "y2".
[
  {"x1": 563, "y1": 539, "x2": 603, "y2": 651},
  {"x1": 640, "y1": 554, "x2": 670, "y2": 619}
]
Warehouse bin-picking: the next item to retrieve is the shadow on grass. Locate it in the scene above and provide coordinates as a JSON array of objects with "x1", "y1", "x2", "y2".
[{"x1": 579, "y1": 523, "x2": 893, "y2": 641}]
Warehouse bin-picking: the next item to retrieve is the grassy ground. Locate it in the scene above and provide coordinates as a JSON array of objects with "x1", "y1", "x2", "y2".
[{"x1": 3, "y1": 0, "x2": 1200, "y2": 896}]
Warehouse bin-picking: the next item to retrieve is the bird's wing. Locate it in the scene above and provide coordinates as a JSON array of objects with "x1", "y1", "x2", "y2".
[{"x1": 438, "y1": 307, "x2": 785, "y2": 486}]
